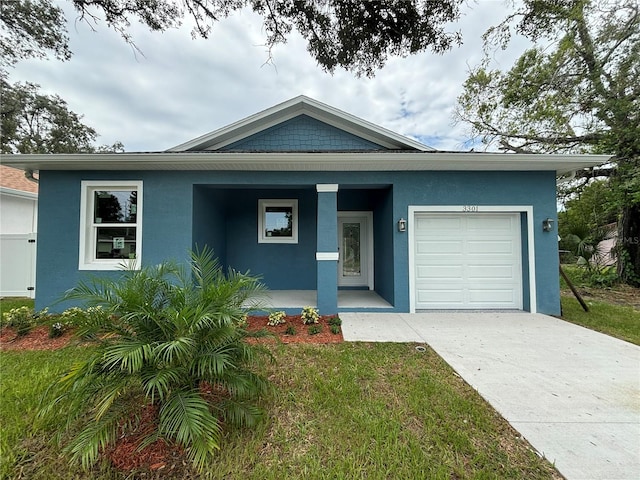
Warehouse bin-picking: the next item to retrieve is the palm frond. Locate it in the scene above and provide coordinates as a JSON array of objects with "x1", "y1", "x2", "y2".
[
  {"x1": 158, "y1": 390, "x2": 222, "y2": 457},
  {"x1": 153, "y1": 336, "x2": 197, "y2": 365},
  {"x1": 140, "y1": 366, "x2": 186, "y2": 403},
  {"x1": 190, "y1": 245, "x2": 223, "y2": 288},
  {"x1": 218, "y1": 397, "x2": 266, "y2": 428},
  {"x1": 103, "y1": 341, "x2": 153, "y2": 374},
  {"x1": 64, "y1": 408, "x2": 120, "y2": 470}
]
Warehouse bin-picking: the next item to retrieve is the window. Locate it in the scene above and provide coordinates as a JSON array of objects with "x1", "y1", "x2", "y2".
[
  {"x1": 79, "y1": 181, "x2": 142, "y2": 270},
  {"x1": 258, "y1": 199, "x2": 298, "y2": 243}
]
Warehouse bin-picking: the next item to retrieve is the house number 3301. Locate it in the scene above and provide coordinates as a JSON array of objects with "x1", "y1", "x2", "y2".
[{"x1": 462, "y1": 205, "x2": 479, "y2": 212}]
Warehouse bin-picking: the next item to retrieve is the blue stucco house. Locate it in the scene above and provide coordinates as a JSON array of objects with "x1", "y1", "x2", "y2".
[{"x1": 1, "y1": 96, "x2": 607, "y2": 315}]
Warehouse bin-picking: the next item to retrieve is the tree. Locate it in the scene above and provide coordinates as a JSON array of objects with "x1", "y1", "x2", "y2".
[
  {"x1": 0, "y1": 0, "x2": 70, "y2": 70},
  {"x1": 558, "y1": 180, "x2": 618, "y2": 283},
  {"x1": 1, "y1": 0, "x2": 463, "y2": 78},
  {"x1": 0, "y1": 1, "x2": 124, "y2": 154},
  {"x1": 68, "y1": 0, "x2": 463, "y2": 77},
  {"x1": 39, "y1": 248, "x2": 272, "y2": 471},
  {"x1": 456, "y1": 0, "x2": 640, "y2": 285},
  {"x1": 0, "y1": 79, "x2": 123, "y2": 153}
]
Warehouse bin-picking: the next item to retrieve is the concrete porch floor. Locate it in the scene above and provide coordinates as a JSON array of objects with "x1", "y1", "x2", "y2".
[{"x1": 260, "y1": 290, "x2": 392, "y2": 309}]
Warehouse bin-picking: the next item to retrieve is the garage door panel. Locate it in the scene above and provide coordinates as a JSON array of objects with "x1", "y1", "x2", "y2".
[
  {"x1": 467, "y1": 216, "x2": 516, "y2": 232},
  {"x1": 467, "y1": 265, "x2": 516, "y2": 280},
  {"x1": 464, "y1": 255, "x2": 513, "y2": 267},
  {"x1": 417, "y1": 265, "x2": 464, "y2": 280},
  {"x1": 467, "y1": 240, "x2": 516, "y2": 254},
  {"x1": 468, "y1": 289, "x2": 517, "y2": 305},
  {"x1": 416, "y1": 216, "x2": 462, "y2": 231},
  {"x1": 413, "y1": 212, "x2": 523, "y2": 310},
  {"x1": 416, "y1": 288, "x2": 464, "y2": 305},
  {"x1": 416, "y1": 240, "x2": 462, "y2": 254},
  {"x1": 415, "y1": 254, "x2": 463, "y2": 266},
  {"x1": 466, "y1": 254, "x2": 517, "y2": 265}
]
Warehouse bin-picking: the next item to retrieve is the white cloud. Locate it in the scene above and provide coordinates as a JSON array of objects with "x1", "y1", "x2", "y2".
[{"x1": 7, "y1": 0, "x2": 532, "y2": 152}]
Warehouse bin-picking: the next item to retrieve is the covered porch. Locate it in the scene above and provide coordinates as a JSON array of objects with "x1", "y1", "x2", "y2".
[
  {"x1": 257, "y1": 289, "x2": 393, "y2": 311},
  {"x1": 192, "y1": 181, "x2": 397, "y2": 314}
]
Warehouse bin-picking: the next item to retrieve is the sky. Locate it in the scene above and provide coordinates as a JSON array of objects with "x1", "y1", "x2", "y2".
[{"x1": 7, "y1": 1, "x2": 531, "y2": 153}]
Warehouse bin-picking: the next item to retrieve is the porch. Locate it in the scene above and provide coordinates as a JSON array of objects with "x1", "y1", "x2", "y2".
[
  {"x1": 193, "y1": 183, "x2": 396, "y2": 313},
  {"x1": 257, "y1": 289, "x2": 393, "y2": 311}
]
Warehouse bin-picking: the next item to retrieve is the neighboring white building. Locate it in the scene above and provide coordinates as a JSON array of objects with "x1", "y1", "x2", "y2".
[{"x1": 0, "y1": 166, "x2": 38, "y2": 298}]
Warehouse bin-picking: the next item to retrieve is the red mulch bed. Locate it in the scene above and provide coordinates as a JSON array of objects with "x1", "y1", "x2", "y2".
[
  {"x1": 105, "y1": 404, "x2": 186, "y2": 474},
  {"x1": 1, "y1": 314, "x2": 342, "y2": 474},
  {"x1": 245, "y1": 314, "x2": 344, "y2": 344},
  {"x1": 0, "y1": 325, "x2": 74, "y2": 351},
  {"x1": 0, "y1": 315, "x2": 343, "y2": 351}
]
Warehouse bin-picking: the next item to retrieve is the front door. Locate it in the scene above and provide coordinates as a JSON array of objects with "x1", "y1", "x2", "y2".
[{"x1": 338, "y1": 212, "x2": 373, "y2": 289}]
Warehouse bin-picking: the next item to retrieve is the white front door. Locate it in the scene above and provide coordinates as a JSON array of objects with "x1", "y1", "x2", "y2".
[{"x1": 338, "y1": 212, "x2": 373, "y2": 289}]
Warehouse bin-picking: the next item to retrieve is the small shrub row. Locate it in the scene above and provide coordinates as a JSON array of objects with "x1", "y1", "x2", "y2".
[
  {"x1": 264, "y1": 308, "x2": 342, "y2": 335},
  {"x1": 1, "y1": 305, "x2": 108, "y2": 338}
]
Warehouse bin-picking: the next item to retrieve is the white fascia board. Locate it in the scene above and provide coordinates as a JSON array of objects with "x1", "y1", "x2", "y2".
[
  {"x1": 0, "y1": 186, "x2": 38, "y2": 200},
  {"x1": 167, "y1": 95, "x2": 432, "y2": 152},
  {"x1": 0, "y1": 152, "x2": 611, "y2": 173}
]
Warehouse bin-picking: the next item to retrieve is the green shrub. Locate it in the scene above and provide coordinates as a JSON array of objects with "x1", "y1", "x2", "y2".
[
  {"x1": 301, "y1": 306, "x2": 319, "y2": 324},
  {"x1": 308, "y1": 325, "x2": 322, "y2": 335},
  {"x1": 328, "y1": 315, "x2": 342, "y2": 326},
  {"x1": 284, "y1": 325, "x2": 297, "y2": 335},
  {"x1": 267, "y1": 310, "x2": 286, "y2": 326},
  {"x1": 48, "y1": 322, "x2": 65, "y2": 338},
  {"x1": 38, "y1": 247, "x2": 272, "y2": 472},
  {"x1": 330, "y1": 325, "x2": 341, "y2": 335},
  {"x1": 1, "y1": 306, "x2": 47, "y2": 336}
]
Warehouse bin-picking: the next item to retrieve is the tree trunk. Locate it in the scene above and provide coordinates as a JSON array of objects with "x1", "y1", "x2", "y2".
[{"x1": 618, "y1": 204, "x2": 640, "y2": 286}]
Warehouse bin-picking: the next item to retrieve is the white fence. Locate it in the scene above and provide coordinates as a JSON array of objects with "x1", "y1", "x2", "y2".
[{"x1": 0, "y1": 233, "x2": 36, "y2": 298}]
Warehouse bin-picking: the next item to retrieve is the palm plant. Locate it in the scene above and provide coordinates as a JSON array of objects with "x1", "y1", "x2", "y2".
[{"x1": 39, "y1": 247, "x2": 272, "y2": 471}]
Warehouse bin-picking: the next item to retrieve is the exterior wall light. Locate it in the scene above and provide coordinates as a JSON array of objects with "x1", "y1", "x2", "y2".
[
  {"x1": 398, "y1": 218, "x2": 407, "y2": 232},
  {"x1": 542, "y1": 218, "x2": 554, "y2": 232}
]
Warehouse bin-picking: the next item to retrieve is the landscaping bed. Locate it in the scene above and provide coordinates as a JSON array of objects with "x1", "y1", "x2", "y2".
[
  {"x1": 0, "y1": 325, "x2": 74, "y2": 351},
  {"x1": 245, "y1": 314, "x2": 343, "y2": 344},
  {"x1": 0, "y1": 314, "x2": 343, "y2": 352}
]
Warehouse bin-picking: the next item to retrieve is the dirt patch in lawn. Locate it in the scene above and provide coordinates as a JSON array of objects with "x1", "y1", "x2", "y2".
[{"x1": 562, "y1": 283, "x2": 640, "y2": 310}]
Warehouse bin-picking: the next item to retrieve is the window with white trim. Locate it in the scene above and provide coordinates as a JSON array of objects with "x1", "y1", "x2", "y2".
[
  {"x1": 79, "y1": 181, "x2": 142, "y2": 270},
  {"x1": 258, "y1": 199, "x2": 298, "y2": 243}
]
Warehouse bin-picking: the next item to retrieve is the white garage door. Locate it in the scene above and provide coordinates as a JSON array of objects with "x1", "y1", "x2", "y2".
[{"x1": 413, "y1": 213, "x2": 523, "y2": 309}]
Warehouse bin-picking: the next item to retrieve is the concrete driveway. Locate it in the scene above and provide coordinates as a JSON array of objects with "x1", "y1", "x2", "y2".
[{"x1": 341, "y1": 312, "x2": 640, "y2": 480}]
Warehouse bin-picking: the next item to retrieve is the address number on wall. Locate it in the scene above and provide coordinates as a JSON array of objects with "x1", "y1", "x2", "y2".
[{"x1": 462, "y1": 205, "x2": 479, "y2": 212}]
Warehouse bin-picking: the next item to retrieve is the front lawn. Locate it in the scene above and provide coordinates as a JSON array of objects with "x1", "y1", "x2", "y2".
[
  {"x1": 0, "y1": 343, "x2": 561, "y2": 479},
  {"x1": 560, "y1": 265, "x2": 640, "y2": 345}
]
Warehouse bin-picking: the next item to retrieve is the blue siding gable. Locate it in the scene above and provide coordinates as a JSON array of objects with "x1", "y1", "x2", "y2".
[{"x1": 220, "y1": 114, "x2": 386, "y2": 151}]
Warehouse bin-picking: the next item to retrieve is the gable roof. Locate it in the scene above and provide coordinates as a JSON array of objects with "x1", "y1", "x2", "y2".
[
  {"x1": 0, "y1": 96, "x2": 610, "y2": 174},
  {"x1": 168, "y1": 95, "x2": 433, "y2": 152}
]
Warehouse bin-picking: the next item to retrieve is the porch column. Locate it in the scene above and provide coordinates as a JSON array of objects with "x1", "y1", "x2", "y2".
[{"x1": 316, "y1": 184, "x2": 339, "y2": 313}]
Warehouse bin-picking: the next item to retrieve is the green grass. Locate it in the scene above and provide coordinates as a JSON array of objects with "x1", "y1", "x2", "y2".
[
  {"x1": 0, "y1": 343, "x2": 560, "y2": 479},
  {"x1": 0, "y1": 298, "x2": 34, "y2": 315},
  {"x1": 561, "y1": 296, "x2": 640, "y2": 345},
  {"x1": 0, "y1": 347, "x2": 92, "y2": 480},
  {"x1": 3, "y1": 283, "x2": 637, "y2": 477},
  {"x1": 559, "y1": 265, "x2": 640, "y2": 345}
]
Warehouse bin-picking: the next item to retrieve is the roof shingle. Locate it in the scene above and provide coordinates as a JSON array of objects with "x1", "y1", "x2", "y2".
[{"x1": 0, "y1": 166, "x2": 38, "y2": 194}]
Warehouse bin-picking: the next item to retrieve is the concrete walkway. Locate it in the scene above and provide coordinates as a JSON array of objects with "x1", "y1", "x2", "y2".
[{"x1": 341, "y1": 312, "x2": 640, "y2": 480}]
